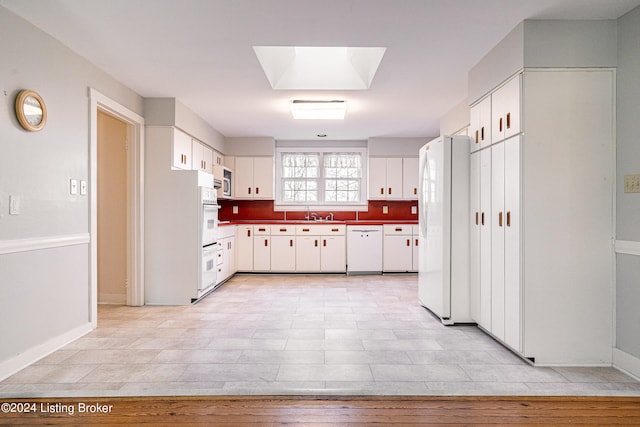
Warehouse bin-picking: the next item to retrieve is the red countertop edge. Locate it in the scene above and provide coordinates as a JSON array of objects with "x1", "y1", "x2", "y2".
[{"x1": 219, "y1": 220, "x2": 418, "y2": 226}]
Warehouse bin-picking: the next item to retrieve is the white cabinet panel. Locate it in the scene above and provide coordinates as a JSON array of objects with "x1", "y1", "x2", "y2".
[
  {"x1": 234, "y1": 157, "x2": 254, "y2": 198},
  {"x1": 491, "y1": 75, "x2": 521, "y2": 144},
  {"x1": 172, "y1": 128, "x2": 192, "y2": 169},
  {"x1": 234, "y1": 157, "x2": 273, "y2": 199},
  {"x1": 479, "y1": 148, "x2": 492, "y2": 330},
  {"x1": 469, "y1": 152, "x2": 481, "y2": 322},
  {"x1": 490, "y1": 142, "x2": 505, "y2": 341},
  {"x1": 192, "y1": 140, "x2": 213, "y2": 173},
  {"x1": 369, "y1": 157, "x2": 405, "y2": 200},
  {"x1": 296, "y1": 236, "x2": 321, "y2": 271},
  {"x1": 236, "y1": 225, "x2": 254, "y2": 271},
  {"x1": 470, "y1": 96, "x2": 491, "y2": 152},
  {"x1": 271, "y1": 235, "x2": 296, "y2": 271},
  {"x1": 321, "y1": 235, "x2": 346, "y2": 272},
  {"x1": 402, "y1": 157, "x2": 419, "y2": 199},
  {"x1": 253, "y1": 235, "x2": 271, "y2": 271},
  {"x1": 504, "y1": 136, "x2": 521, "y2": 352},
  {"x1": 383, "y1": 235, "x2": 413, "y2": 272}
]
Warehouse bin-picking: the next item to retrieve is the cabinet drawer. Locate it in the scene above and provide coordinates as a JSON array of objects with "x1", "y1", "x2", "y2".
[
  {"x1": 383, "y1": 224, "x2": 413, "y2": 235},
  {"x1": 270, "y1": 225, "x2": 295, "y2": 235},
  {"x1": 296, "y1": 224, "x2": 345, "y2": 235},
  {"x1": 218, "y1": 225, "x2": 235, "y2": 239},
  {"x1": 253, "y1": 225, "x2": 270, "y2": 235}
]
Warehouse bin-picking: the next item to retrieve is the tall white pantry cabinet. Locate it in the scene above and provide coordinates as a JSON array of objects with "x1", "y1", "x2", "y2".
[{"x1": 469, "y1": 69, "x2": 614, "y2": 365}]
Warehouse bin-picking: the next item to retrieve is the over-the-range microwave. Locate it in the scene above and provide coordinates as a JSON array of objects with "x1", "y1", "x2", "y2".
[{"x1": 214, "y1": 166, "x2": 232, "y2": 199}]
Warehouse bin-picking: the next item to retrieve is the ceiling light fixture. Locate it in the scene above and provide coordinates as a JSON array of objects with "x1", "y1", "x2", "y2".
[{"x1": 290, "y1": 100, "x2": 347, "y2": 120}]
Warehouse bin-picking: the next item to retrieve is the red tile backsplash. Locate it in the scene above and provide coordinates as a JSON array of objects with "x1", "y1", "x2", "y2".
[{"x1": 218, "y1": 200, "x2": 418, "y2": 221}]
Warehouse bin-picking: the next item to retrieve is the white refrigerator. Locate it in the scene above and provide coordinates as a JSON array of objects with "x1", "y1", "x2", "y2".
[{"x1": 418, "y1": 135, "x2": 471, "y2": 325}]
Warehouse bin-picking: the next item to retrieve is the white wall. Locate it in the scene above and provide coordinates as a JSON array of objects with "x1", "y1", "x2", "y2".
[
  {"x1": 0, "y1": 6, "x2": 143, "y2": 379},
  {"x1": 439, "y1": 99, "x2": 470, "y2": 136},
  {"x1": 615, "y1": 6, "x2": 640, "y2": 362},
  {"x1": 469, "y1": 20, "x2": 618, "y2": 104},
  {"x1": 225, "y1": 137, "x2": 275, "y2": 156},
  {"x1": 367, "y1": 138, "x2": 430, "y2": 157}
]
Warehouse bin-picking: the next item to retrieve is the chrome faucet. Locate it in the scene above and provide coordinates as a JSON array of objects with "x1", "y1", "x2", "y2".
[
  {"x1": 311, "y1": 213, "x2": 319, "y2": 221},
  {"x1": 326, "y1": 212, "x2": 334, "y2": 221}
]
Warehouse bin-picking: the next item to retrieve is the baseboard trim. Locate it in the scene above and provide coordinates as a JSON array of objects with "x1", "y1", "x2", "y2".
[
  {"x1": 0, "y1": 323, "x2": 93, "y2": 382},
  {"x1": 0, "y1": 233, "x2": 90, "y2": 255},
  {"x1": 98, "y1": 293, "x2": 127, "y2": 305},
  {"x1": 615, "y1": 240, "x2": 640, "y2": 256},
  {"x1": 613, "y1": 348, "x2": 640, "y2": 382}
]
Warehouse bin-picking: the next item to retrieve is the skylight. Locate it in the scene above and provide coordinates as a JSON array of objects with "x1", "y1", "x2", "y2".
[{"x1": 253, "y1": 46, "x2": 386, "y2": 90}]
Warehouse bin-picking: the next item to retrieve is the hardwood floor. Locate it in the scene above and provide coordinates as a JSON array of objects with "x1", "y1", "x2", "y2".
[{"x1": 1, "y1": 396, "x2": 640, "y2": 425}]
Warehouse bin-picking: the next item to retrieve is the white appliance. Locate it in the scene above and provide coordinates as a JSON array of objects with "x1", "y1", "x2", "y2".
[
  {"x1": 200, "y1": 186, "x2": 220, "y2": 292},
  {"x1": 418, "y1": 135, "x2": 471, "y2": 324},
  {"x1": 346, "y1": 226, "x2": 383, "y2": 274},
  {"x1": 214, "y1": 165, "x2": 232, "y2": 199}
]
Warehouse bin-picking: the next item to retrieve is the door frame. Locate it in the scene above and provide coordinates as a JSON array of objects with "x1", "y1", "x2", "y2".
[{"x1": 89, "y1": 88, "x2": 145, "y2": 325}]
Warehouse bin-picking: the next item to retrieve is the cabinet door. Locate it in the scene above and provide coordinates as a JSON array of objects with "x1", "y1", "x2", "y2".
[
  {"x1": 271, "y1": 235, "x2": 296, "y2": 271},
  {"x1": 412, "y1": 233, "x2": 419, "y2": 272},
  {"x1": 491, "y1": 142, "x2": 506, "y2": 341},
  {"x1": 253, "y1": 236, "x2": 271, "y2": 271},
  {"x1": 321, "y1": 235, "x2": 346, "y2": 272},
  {"x1": 383, "y1": 234, "x2": 413, "y2": 272},
  {"x1": 253, "y1": 157, "x2": 274, "y2": 199},
  {"x1": 234, "y1": 157, "x2": 254, "y2": 198},
  {"x1": 236, "y1": 226, "x2": 254, "y2": 271},
  {"x1": 469, "y1": 103, "x2": 482, "y2": 153},
  {"x1": 386, "y1": 158, "x2": 403, "y2": 199},
  {"x1": 492, "y1": 75, "x2": 521, "y2": 143},
  {"x1": 192, "y1": 140, "x2": 212, "y2": 173},
  {"x1": 296, "y1": 236, "x2": 320, "y2": 271},
  {"x1": 202, "y1": 144, "x2": 214, "y2": 174},
  {"x1": 368, "y1": 157, "x2": 387, "y2": 199},
  {"x1": 479, "y1": 148, "x2": 492, "y2": 330},
  {"x1": 476, "y1": 96, "x2": 492, "y2": 150},
  {"x1": 504, "y1": 136, "x2": 521, "y2": 351},
  {"x1": 469, "y1": 152, "x2": 481, "y2": 322},
  {"x1": 172, "y1": 128, "x2": 192, "y2": 170},
  {"x1": 402, "y1": 157, "x2": 419, "y2": 199}
]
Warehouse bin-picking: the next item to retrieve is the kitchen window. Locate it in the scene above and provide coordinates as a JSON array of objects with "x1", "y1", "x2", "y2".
[{"x1": 276, "y1": 148, "x2": 367, "y2": 209}]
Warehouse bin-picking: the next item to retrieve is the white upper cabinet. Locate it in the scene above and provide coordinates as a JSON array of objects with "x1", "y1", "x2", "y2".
[
  {"x1": 172, "y1": 128, "x2": 192, "y2": 170},
  {"x1": 369, "y1": 157, "x2": 416, "y2": 200},
  {"x1": 192, "y1": 139, "x2": 213, "y2": 174},
  {"x1": 491, "y1": 75, "x2": 521, "y2": 144},
  {"x1": 469, "y1": 96, "x2": 491, "y2": 153},
  {"x1": 402, "y1": 157, "x2": 419, "y2": 199},
  {"x1": 234, "y1": 156, "x2": 274, "y2": 199}
]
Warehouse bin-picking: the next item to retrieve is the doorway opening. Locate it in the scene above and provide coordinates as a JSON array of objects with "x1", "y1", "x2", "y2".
[{"x1": 89, "y1": 89, "x2": 145, "y2": 326}]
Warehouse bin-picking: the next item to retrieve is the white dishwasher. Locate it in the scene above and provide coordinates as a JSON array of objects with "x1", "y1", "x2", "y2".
[{"x1": 346, "y1": 225, "x2": 383, "y2": 274}]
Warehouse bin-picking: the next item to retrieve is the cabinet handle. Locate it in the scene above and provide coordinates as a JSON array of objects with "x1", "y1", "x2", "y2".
[
  {"x1": 507, "y1": 211, "x2": 511, "y2": 227},
  {"x1": 388, "y1": 187, "x2": 392, "y2": 195},
  {"x1": 228, "y1": 241, "x2": 231, "y2": 250},
  {"x1": 395, "y1": 227, "x2": 402, "y2": 232},
  {"x1": 499, "y1": 211, "x2": 503, "y2": 227},
  {"x1": 406, "y1": 239, "x2": 410, "y2": 247},
  {"x1": 247, "y1": 229, "x2": 251, "y2": 237},
  {"x1": 475, "y1": 130, "x2": 479, "y2": 143},
  {"x1": 203, "y1": 161, "x2": 207, "y2": 169},
  {"x1": 499, "y1": 117, "x2": 503, "y2": 133},
  {"x1": 380, "y1": 187, "x2": 384, "y2": 195},
  {"x1": 315, "y1": 240, "x2": 318, "y2": 247},
  {"x1": 290, "y1": 239, "x2": 293, "y2": 247},
  {"x1": 323, "y1": 239, "x2": 327, "y2": 247},
  {"x1": 415, "y1": 239, "x2": 418, "y2": 247},
  {"x1": 475, "y1": 212, "x2": 479, "y2": 225},
  {"x1": 302, "y1": 228, "x2": 310, "y2": 232},
  {"x1": 506, "y1": 112, "x2": 511, "y2": 129},
  {"x1": 264, "y1": 239, "x2": 268, "y2": 247},
  {"x1": 258, "y1": 227, "x2": 266, "y2": 232},
  {"x1": 481, "y1": 212, "x2": 485, "y2": 226},
  {"x1": 280, "y1": 228, "x2": 287, "y2": 232},
  {"x1": 331, "y1": 228, "x2": 339, "y2": 232},
  {"x1": 248, "y1": 187, "x2": 251, "y2": 195},
  {"x1": 413, "y1": 188, "x2": 417, "y2": 195},
  {"x1": 256, "y1": 187, "x2": 259, "y2": 195},
  {"x1": 481, "y1": 126, "x2": 485, "y2": 141}
]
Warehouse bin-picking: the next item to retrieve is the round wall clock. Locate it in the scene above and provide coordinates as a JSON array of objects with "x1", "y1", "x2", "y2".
[{"x1": 15, "y1": 89, "x2": 47, "y2": 131}]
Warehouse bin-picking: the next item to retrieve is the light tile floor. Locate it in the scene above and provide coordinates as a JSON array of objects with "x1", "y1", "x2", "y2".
[{"x1": 1, "y1": 274, "x2": 639, "y2": 397}]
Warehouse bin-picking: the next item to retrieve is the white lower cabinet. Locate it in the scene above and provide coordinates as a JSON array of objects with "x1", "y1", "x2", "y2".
[
  {"x1": 383, "y1": 225, "x2": 414, "y2": 272},
  {"x1": 320, "y1": 235, "x2": 346, "y2": 272},
  {"x1": 216, "y1": 226, "x2": 236, "y2": 285},
  {"x1": 253, "y1": 226, "x2": 271, "y2": 271},
  {"x1": 295, "y1": 236, "x2": 321, "y2": 271},
  {"x1": 236, "y1": 225, "x2": 254, "y2": 271},
  {"x1": 270, "y1": 225, "x2": 296, "y2": 272}
]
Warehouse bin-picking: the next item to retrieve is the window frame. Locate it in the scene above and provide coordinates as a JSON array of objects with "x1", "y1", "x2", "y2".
[{"x1": 275, "y1": 147, "x2": 368, "y2": 211}]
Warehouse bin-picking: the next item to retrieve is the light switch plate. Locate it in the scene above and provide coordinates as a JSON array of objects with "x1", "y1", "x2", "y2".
[
  {"x1": 80, "y1": 180, "x2": 87, "y2": 195},
  {"x1": 411, "y1": 205, "x2": 417, "y2": 215},
  {"x1": 9, "y1": 195, "x2": 20, "y2": 215},
  {"x1": 233, "y1": 205, "x2": 238, "y2": 214},
  {"x1": 70, "y1": 179, "x2": 78, "y2": 195},
  {"x1": 382, "y1": 205, "x2": 389, "y2": 214},
  {"x1": 624, "y1": 174, "x2": 640, "y2": 193}
]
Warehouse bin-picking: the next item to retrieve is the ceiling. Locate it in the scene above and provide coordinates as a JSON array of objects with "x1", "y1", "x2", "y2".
[{"x1": 2, "y1": 0, "x2": 639, "y2": 141}]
